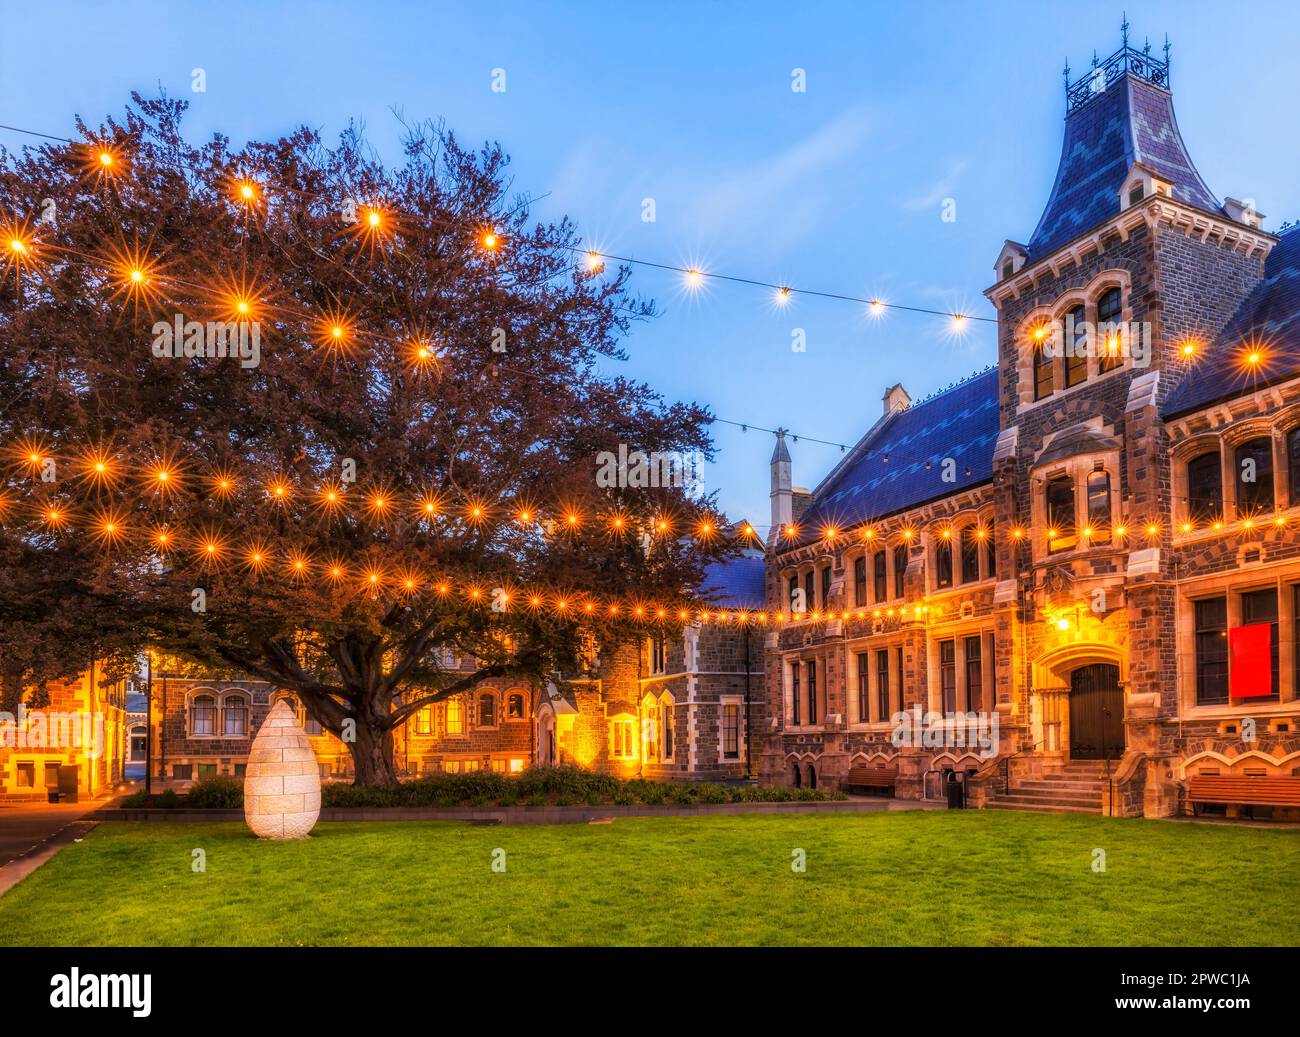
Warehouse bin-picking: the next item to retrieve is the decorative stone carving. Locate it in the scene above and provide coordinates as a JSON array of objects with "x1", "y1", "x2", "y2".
[{"x1": 244, "y1": 698, "x2": 320, "y2": 839}]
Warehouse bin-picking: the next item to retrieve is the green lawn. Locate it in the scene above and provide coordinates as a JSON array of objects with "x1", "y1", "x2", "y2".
[{"x1": 2, "y1": 812, "x2": 1297, "y2": 946}]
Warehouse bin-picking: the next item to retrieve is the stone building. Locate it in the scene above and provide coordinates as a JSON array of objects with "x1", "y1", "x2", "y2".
[
  {"x1": 139, "y1": 555, "x2": 763, "y2": 787},
  {"x1": 0, "y1": 667, "x2": 128, "y2": 801},
  {"x1": 760, "y1": 34, "x2": 1300, "y2": 817}
]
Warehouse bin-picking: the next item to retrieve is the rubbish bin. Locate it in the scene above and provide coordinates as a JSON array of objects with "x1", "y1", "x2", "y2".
[{"x1": 945, "y1": 770, "x2": 965, "y2": 809}]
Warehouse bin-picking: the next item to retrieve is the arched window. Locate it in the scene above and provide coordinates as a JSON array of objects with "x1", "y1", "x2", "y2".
[
  {"x1": 478, "y1": 692, "x2": 496, "y2": 728},
  {"x1": 506, "y1": 692, "x2": 526, "y2": 720},
  {"x1": 791, "y1": 763, "x2": 802, "y2": 788},
  {"x1": 853, "y1": 556, "x2": 867, "y2": 607},
  {"x1": 1097, "y1": 287, "x2": 1123, "y2": 372},
  {"x1": 873, "y1": 551, "x2": 888, "y2": 600},
  {"x1": 222, "y1": 694, "x2": 249, "y2": 737},
  {"x1": 959, "y1": 526, "x2": 980, "y2": 584},
  {"x1": 1045, "y1": 475, "x2": 1076, "y2": 552},
  {"x1": 1186, "y1": 450, "x2": 1222, "y2": 522},
  {"x1": 1065, "y1": 304, "x2": 1088, "y2": 387},
  {"x1": 1033, "y1": 340, "x2": 1054, "y2": 400},
  {"x1": 660, "y1": 699, "x2": 675, "y2": 761},
  {"x1": 1002, "y1": 260, "x2": 1014, "y2": 280},
  {"x1": 1086, "y1": 470, "x2": 1112, "y2": 543},
  {"x1": 982, "y1": 523, "x2": 996, "y2": 578},
  {"x1": 893, "y1": 545, "x2": 907, "y2": 597},
  {"x1": 191, "y1": 694, "x2": 216, "y2": 736},
  {"x1": 935, "y1": 534, "x2": 954, "y2": 588},
  {"x1": 806, "y1": 764, "x2": 817, "y2": 789},
  {"x1": 1290, "y1": 427, "x2": 1300, "y2": 506},
  {"x1": 1235, "y1": 437, "x2": 1274, "y2": 514}
]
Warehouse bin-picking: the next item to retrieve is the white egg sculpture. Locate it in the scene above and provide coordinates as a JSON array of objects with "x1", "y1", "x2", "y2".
[{"x1": 244, "y1": 698, "x2": 321, "y2": 839}]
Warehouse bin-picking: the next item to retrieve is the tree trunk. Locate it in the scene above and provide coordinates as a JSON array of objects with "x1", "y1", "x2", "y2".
[{"x1": 347, "y1": 718, "x2": 398, "y2": 787}]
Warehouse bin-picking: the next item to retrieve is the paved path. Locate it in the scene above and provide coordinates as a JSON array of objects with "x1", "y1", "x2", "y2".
[{"x1": 0, "y1": 799, "x2": 113, "y2": 895}]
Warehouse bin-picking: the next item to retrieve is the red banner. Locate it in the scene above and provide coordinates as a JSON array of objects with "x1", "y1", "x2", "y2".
[{"x1": 1229, "y1": 623, "x2": 1273, "y2": 698}]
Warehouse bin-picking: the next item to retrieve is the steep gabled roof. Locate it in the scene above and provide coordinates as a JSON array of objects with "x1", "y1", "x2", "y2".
[
  {"x1": 793, "y1": 368, "x2": 999, "y2": 540},
  {"x1": 1027, "y1": 73, "x2": 1220, "y2": 259},
  {"x1": 1164, "y1": 225, "x2": 1300, "y2": 417}
]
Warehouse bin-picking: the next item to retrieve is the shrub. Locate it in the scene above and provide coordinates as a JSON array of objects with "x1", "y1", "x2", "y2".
[
  {"x1": 156, "y1": 788, "x2": 180, "y2": 808},
  {"x1": 186, "y1": 777, "x2": 244, "y2": 809}
]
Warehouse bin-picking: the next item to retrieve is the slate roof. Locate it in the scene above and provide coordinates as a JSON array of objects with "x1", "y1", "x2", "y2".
[
  {"x1": 1164, "y1": 225, "x2": 1300, "y2": 417},
  {"x1": 702, "y1": 553, "x2": 766, "y2": 609},
  {"x1": 793, "y1": 368, "x2": 1000, "y2": 541},
  {"x1": 1027, "y1": 73, "x2": 1221, "y2": 259}
]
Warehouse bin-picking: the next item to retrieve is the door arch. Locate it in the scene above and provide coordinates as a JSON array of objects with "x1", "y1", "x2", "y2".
[{"x1": 1068, "y1": 663, "x2": 1123, "y2": 760}]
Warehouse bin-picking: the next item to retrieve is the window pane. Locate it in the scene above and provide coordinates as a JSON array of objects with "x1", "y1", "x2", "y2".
[
  {"x1": 876, "y1": 650, "x2": 890, "y2": 721},
  {"x1": 854, "y1": 557, "x2": 867, "y2": 607},
  {"x1": 1086, "y1": 471, "x2": 1111, "y2": 542},
  {"x1": 1046, "y1": 476, "x2": 1076, "y2": 552},
  {"x1": 939, "y1": 640, "x2": 956, "y2": 713},
  {"x1": 856, "y1": 653, "x2": 870, "y2": 722},
  {"x1": 964, "y1": 636, "x2": 983, "y2": 712},
  {"x1": 821, "y1": 567, "x2": 831, "y2": 609},
  {"x1": 1290, "y1": 430, "x2": 1300, "y2": 507},
  {"x1": 873, "y1": 551, "x2": 887, "y2": 600},
  {"x1": 1194, "y1": 598, "x2": 1228, "y2": 705},
  {"x1": 1034, "y1": 343, "x2": 1054, "y2": 400},
  {"x1": 1097, "y1": 288, "x2": 1123, "y2": 372},
  {"x1": 959, "y1": 527, "x2": 980, "y2": 584},
  {"x1": 791, "y1": 663, "x2": 800, "y2": 725},
  {"x1": 806, "y1": 661, "x2": 818, "y2": 724},
  {"x1": 1186, "y1": 452, "x2": 1222, "y2": 522},
  {"x1": 935, "y1": 538, "x2": 953, "y2": 588},
  {"x1": 893, "y1": 546, "x2": 907, "y2": 598},
  {"x1": 983, "y1": 523, "x2": 996, "y2": 578},
  {"x1": 1065, "y1": 304, "x2": 1088, "y2": 386},
  {"x1": 1235, "y1": 438, "x2": 1274, "y2": 515}
]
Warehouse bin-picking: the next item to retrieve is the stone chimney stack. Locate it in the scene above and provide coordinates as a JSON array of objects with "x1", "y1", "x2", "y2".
[
  {"x1": 768, "y1": 429, "x2": 792, "y2": 549},
  {"x1": 882, "y1": 383, "x2": 911, "y2": 416}
]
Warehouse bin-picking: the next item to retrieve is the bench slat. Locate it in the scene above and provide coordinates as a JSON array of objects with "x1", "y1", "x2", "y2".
[{"x1": 1187, "y1": 776, "x2": 1300, "y2": 807}]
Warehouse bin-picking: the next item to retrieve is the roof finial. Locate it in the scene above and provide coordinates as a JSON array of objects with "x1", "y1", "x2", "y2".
[
  {"x1": 1062, "y1": 58, "x2": 1071, "y2": 90},
  {"x1": 1164, "y1": 33, "x2": 1171, "y2": 67},
  {"x1": 1091, "y1": 49, "x2": 1099, "y2": 69},
  {"x1": 1121, "y1": 13, "x2": 1130, "y2": 48},
  {"x1": 1143, "y1": 35, "x2": 1151, "y2": 57}
]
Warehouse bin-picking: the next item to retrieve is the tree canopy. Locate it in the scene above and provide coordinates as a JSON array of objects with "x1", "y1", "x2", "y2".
[{"x1": 0, "y1": 95, "x2": 732, "y2": 782}]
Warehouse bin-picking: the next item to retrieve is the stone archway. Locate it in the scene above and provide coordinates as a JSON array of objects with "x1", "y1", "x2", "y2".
[
  {"x1": 537, "y1": 707, "x2": 557, "y2": 766},
  {"x1": 1031, "y1": 642, "x2": 1127, "y2": 760}
]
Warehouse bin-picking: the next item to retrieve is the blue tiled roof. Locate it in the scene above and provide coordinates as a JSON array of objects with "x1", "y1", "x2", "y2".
[
  {"x1": 126, "y1": 693, "x2": 148, "y2": 714},
  {"x1": 702, "y1": 554, "x2": 766, "y2": 609},
  {"x1": 1027, "y1": 74, "x2": 1220, "y2": 259},
  {"x1": 796, "y1": 368, "x2": 1000, "y2": 537},
  {"x1": 1164, "y1": 226, "x2": 1300, "y2": 417}
]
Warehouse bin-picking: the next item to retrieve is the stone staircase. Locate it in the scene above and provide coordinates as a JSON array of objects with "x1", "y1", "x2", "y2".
[{"x1": 987, "y1": 761, "x2": 1110, "y2": 814}]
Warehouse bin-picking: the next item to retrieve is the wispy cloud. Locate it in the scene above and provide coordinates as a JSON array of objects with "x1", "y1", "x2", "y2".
[{"x1": 903, "y1": 158, "x2": 969, "y2": 210}]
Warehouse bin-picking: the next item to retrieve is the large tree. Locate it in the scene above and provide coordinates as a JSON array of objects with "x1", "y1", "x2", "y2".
[{"x1": 0, "y1": 96, "x2": 731, "y2": 784}]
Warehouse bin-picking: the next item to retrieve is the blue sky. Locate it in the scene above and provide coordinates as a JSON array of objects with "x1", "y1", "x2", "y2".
[{"x1": 4, "y1": 0, "x2": 1298, "y2": 528}]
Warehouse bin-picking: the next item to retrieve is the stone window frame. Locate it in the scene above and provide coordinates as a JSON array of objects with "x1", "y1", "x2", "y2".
[
  {"x1": 220, "y1": 690, "x2": 251, "y2": 738},
  {"x1": 1028, "y1": 450, "x2": 1122, "y2": 565},
  {"x1": 1172, "y1": 411, "x2": 1299, "y2": 538},
  {"x1": 782, "y1": 649, "x2": 827, "y2": 731},
  {"x1": 185, "y1": 687, "x2": 219, "y2": 739},
  {"x1": 639, "y1": 690, "x2": 676, "y2": 764},
  {"x1": 608, "y1": 715, "x2": 636, "y2": 760},
  {"x1": 718, "y1": 695, "x2": 746, "y2": 763},
  {"x1": 845, "y1": 634, "x2": 907, "y2": 731},
  {"x1": 925, "y1": 507, "x2": 996, "y2": 595},
  {"x1": 842, "y1": 537, "x2": 903, "y2": 608},
  {"x1": 925, "y1": 623, "x2": 997, "y2": 715},
  {"x1": 504, "y1": 689, "x2": 528, "y2": 722},
  {"x1": 476, "y1": 688, "x2": 500, "y2": 730},
  {"x1": 780, "y1": 554, "x2": 835, "y2": 620},
  {"x1": 442, "y1": 696, "x2": 467, "y2": 738},
  {"x1": 1176, "y1": 573, "x2": 1299, "y2": 716},
  {"x1": 1013, "y1": 269, "x2": 1133, "y2": 413}
]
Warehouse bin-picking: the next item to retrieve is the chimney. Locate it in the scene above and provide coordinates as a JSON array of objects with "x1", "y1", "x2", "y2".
[
  {"x1": 882, "y1": 383, "x2": 911, "y2": 416},
  {"x1": 768, "y1": 429, "x2": 792, "y2": 549}
]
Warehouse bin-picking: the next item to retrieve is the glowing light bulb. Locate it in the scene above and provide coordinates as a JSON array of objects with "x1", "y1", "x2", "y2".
[
  {"x1": 685, "y1": 268, "x2": 703, "y2": 288},
  {"x1": 130, "y1": 268, "x2": 144, "y2": 284},
  {"x1": 9, "y1": 238, "x2": 27, "y2": 255},
  {"x1": 869, "y1": 299, "x2": 884, "y2": 316},
  {"x1": 951, "y1": 314, "x2": 967, "y2": 332},
  {"x1": 97, "y1": 151, "x2": 113, "y2": 167},
  {"x1": 481, "y1": 230, "x2": 498, "y2": 250},
  {"x1": 775, "y1": 287, "x2": 791, "y2": 305},
  {"x1": 1181, "y1": 340, "x2": 1198, "y2": 358}
]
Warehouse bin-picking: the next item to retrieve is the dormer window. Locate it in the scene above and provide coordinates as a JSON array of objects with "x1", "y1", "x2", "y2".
[
  {"x1": 1128, "y1": 184, "x2": 1144, "y2": 206},
  {"x1": 1119, "y1": 162, "x2": 1172, "y2": 212},
  {"x1": 1002, "y1": 260, "x2": 1014, "y2": 280}
]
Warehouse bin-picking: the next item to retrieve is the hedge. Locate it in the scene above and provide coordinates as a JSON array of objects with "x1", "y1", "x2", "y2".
[{"x1": 116, "y1": 767, "x2": 843, "y2": 809}]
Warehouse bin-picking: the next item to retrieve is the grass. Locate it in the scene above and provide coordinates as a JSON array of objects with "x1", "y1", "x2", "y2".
[{"x1": 1, "y1": 812, "x2": 1297, "y2": 946}]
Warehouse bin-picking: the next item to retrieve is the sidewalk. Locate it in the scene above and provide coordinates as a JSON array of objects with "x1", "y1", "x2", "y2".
[{"x1": 0, "y1": 793, "x2": 122, "y2": 896}]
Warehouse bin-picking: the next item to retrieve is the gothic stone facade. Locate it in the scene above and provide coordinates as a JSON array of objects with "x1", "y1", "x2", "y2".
[{"x1": 759, "y1": 45, "x2": 1300, "y2": 818}]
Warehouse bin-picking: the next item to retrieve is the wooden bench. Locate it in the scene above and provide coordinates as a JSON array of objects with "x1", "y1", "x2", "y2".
[
  {"x1": 841, "y1": 766, "x2": 898, "y2": 797},
  {"x1": 1186, "y1": 776, "x2": 1300, "y2": 816}
]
